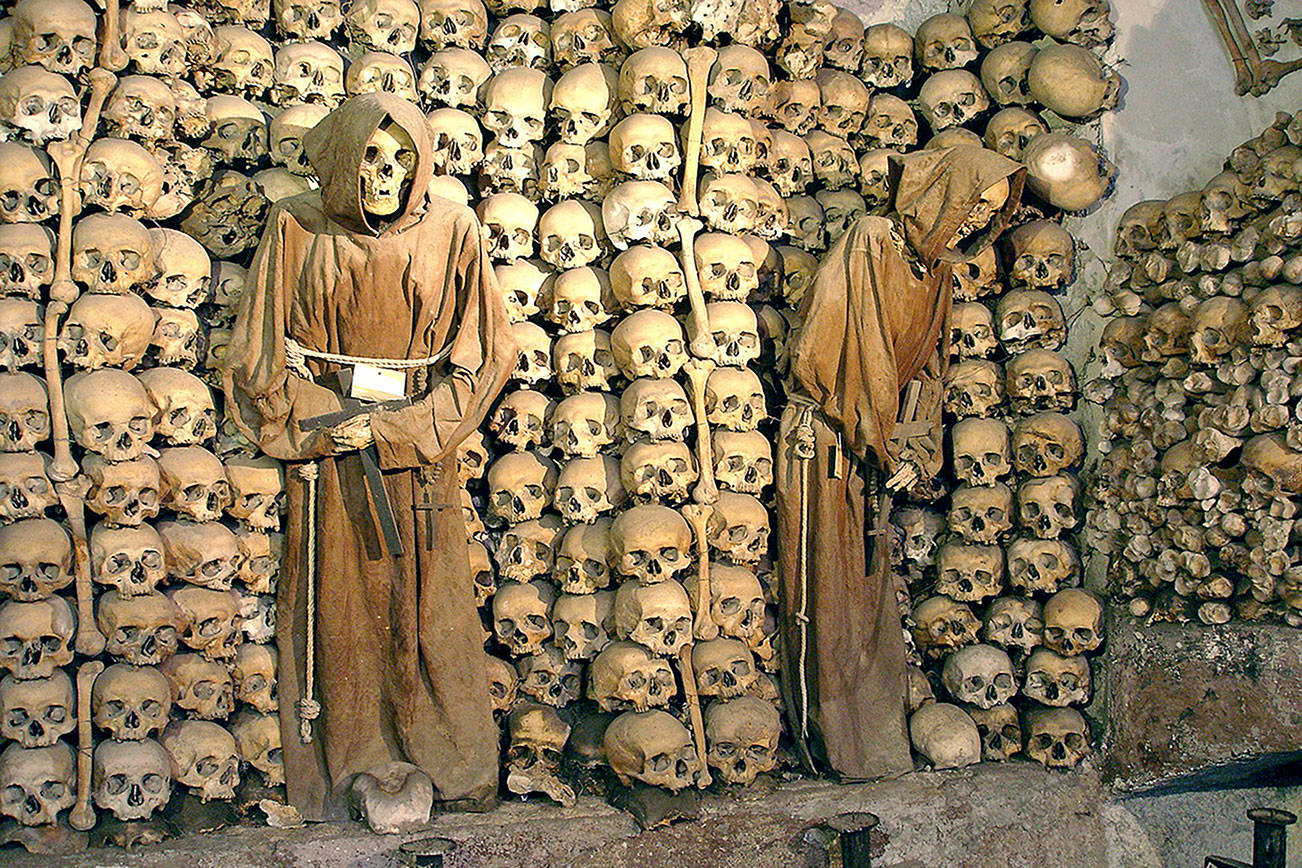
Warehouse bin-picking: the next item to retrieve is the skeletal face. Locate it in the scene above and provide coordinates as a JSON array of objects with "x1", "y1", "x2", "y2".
[
  {"x1": 704, "y1": 696, "x2": 780, "y2": 786},
  {"x1": 769, "y1": 132, "x2": 813, "y2": 198},
  {"x1": 707, "y1": 492, "x2": 769, "y2": 564},
  {"x1": 892, "y1": 506, "x2": 946, "y2": 567},
  {"x1": 937, "y1": 541, "x2": 1005, "y2": 601},
  {"x1": 708, "y1": 45, "x2": 771, "y2": 116},
  {"x1": 346, "y1": 51, "x2": 418, "y2": 102},
  {"x1": 768, "y1": 79, "x2": 819, "y2": 138},
  {"x1": 205, "y1": 26, "x2": 273, "y2": 100},
  {"x1": 359, "y1": 122, "x2": 416, "y2": 217},
  {"x1": 0, "y1": 741, "x2": 76, "y2": 827},
  {"x1": 0, "y1": 225, "x2": 53, "y2": 300},
  {"x1": 504, "y1": 705, "x2": 571, "y2": 802},
  {"x1": 1114, "y1": 199, "x2": 1166, "y2": 259},
  {"x1": 590, "y1": 641, "x2": 675, "y2": 712},
  {"x1": 620, "y1": 377, "x2": 692, "y2": 442},
  {"x1": 609, "y1": 245, "x2": 684, "y2": 311},
  {"x1": 1029, "y1": 0, "x2": 1113, "y2": 47},
  {"x1": 487, "y1": 13, "x2": 550, "y2": 72},
  {"x1": 1011, "y1": 412, "x2": 1083, "y2": 478},
  {"x1": 0, "y1": 299, "x2": 42, "y2": 373},
  {"x1": 146, "y1": 228, "x2": 211, "y2": 309},
  {"x1": 611, "y1": 310, "x2": 686, "y2": 380},
  {"x1": 487, "y1": 451, "x2": 557, "y2": 523},
  {"x1": 493, "y1": 580, "x2": 555, "y2": 656},
  {"x1": 138, "y1": 368, "x2": 217, "y2": 448},
  {"x1": 158, "y1": 520, "x2": 240, "y2": 592},
  {"x1": 554, "y1": 519, "x2": 613, "y2": 594},
  {"x1": 69, "y1": 214, "x2": 157, "y2": 297},
  {"x1": 551, "y1": 9, "x2": 619, "y2": 70},
  {"x1": 609, "y1": 114, "x2": 679, "y2": 182},
  {"x1": 1249, "y1": 285, "x2": 1302, "y2": 346},
  {"x1": 477, "y1": 141, "x2": 541, "y2": 198},
  {"x1": 490, "y1": 389, "x2": 553, "y2": 452},
  {"x1": 493, "y1": 260, "x2": 548, "y2": 324},
  {"x1": 0, "y1": 519, "x2": 72, "y2": 602},
  {"x1": 548, "y1": 391, "x2": 618, "y2": 458},
  {"x1": 699, "y1": 174, "x2": 759, "y2": 235},
  {"x1": 983, "y1": 596, "x2": 1043, "y2": 656},
  {"x1": 805, "y1": 131, "x2": 859, "y2": 190},
  {"x1": 161, "y1": 653, "x2": 234, "y2": 721},
  {"x1": 618, "y1": 47, "x2": 688, "y2": 116},
  {"x1": 1189, "y1": 297, "x2": 1249, "y2": 366},
  {"x1": 860, "y1": 94, "x2": 918, "y2": 153},
  {"x1": 483, "y1": 654, "x2": 516, "y2": 715},
  {"x1": 230, "y1": 710, "x2": 282, "y2": 786},
  {"x1": 916, "y1": 13, "x2": 978, "y2": 71},
  {"x1": 275, "y1": 0, "x2": 343, "y2": 39},
  {"x1": 1025, "y1": 707, "x2": 1090, "y2": 769},
  {"x1": 1006, "y1": 349, "x2": 1076, "y2": 414},
  {"x1": 814, "y1": 69, "x2": 869, "y2": 141},
  {"x1": 0, "y1": 372, "x2": 48, "y2": 454},
  {"x1": 167, "y1": 586, "x2": 243, "y2": 660},
  {"x1": 509, "y1": 322, "x2": 552, "y2": 388},
  {"x1": 604, "y1": 709, "x2": 700, "y2": 791},
  {"x1": 1023, "y1": 648, "x2": 1091, "y2": 707},
  {"x1": 1007, "y1": 222, "x2": 1074, "y2": 291},
  {"x1": 952, "y1": 419, "x2": 1012, "y2": 487},
  {"x1": 346, "y1": 0, "x2": 420, "y2": 54},
  {"x1": 481, "y1": 68, "x2": 551, "y2": 148},
  {"x1": 11, "y1": 0, "x2": 96, "y2": 76},
  {"x1": 909, "y1": 702, "x2": 981, "y2": 770},
  {"x1": 713, "y1": 430, "x2": 773, "y2": 496},
  {"x1": 689, "y1": 301, "x2": 758, "y2": 370},
  {"x1": 861, "y1": 22, "x2": 913, "y2": 89},
  {"x1": 540, "y1": 203, "x2": 606, "y2": 271},
  {"x1": 1042, "y1": 588, "x2": 1103, "y2": 657},
  {"x1": 912, "y1": 595, "x2": 981, "y2": 659},
  {"x1": 425, "y1": 108, "x2": 482, "y2": 176},
  {"x1": 0, "y1": 452, "x2": 54, "y2": 523},
  {"x1": 704, "y1": 367, "x2": 766, "y2": 432},
  {"x1": 554, "y1": 328, "x2": 619, "y2": 394},
  {"x1": 823, "y1": 8, "x2": 865, "y2": 71},
  {"x1": 478, "y1": 193, "x2": 539, "y2": 261},
  {"x1": 698, "y1": 563, "x2": 765, "y2": 642},
  {"x1": 918, "y1": 70, "x2": 989, "y2": 133},
  {"x1": 0, "y1": 597, "x2": 74, "y2": 680},
  {"x1": 555, "y1": 456, "x2": 626, "y2": 524},
  {"x1": 0, "y1": 144, "x2": 58, "y2": 224},
  {"x1": 942, "y1": 644, "x2": 1017, "y2": 710},
  {"x1": 79, "y1": 138, "x2": 164, "y2": 217},
  {"x1": 979, "y1": 41, "x2": 1036, "y2": 107},
  {"x1": 0, "y1": 672, "x2": 74, "y2": 748},
  {"x1": 161, "y1": 719, "x2": 240, "y2": 802},
  {"x1": 613, "y1": 580, "x2": 693, "y2": 657},
  {"x1": 515, "y1": 645, "x2": 583, "y2": 706},
  {"x1": 1022, "y1": 132, "x2": 1115, "y2": 212},
  {"x1": 984, "y1": 107, "x2": 1047, "y2": 161},
  {"x1": 537, "y1": 142, "x2": 593, "y2": 201},
  {"x1": 996, "y1": 290, "x2": 1066, "y2": 355},
  {"x1": 551, "y1": 591, "x2": 615, "y2": 661},
  {"x1": 692, "y1": 639, "x2": 757, "y2": 700},
  {"x1": 0, "y1": 66, "x2": 81, "y2": 145},
  {"x1": 949, "y1": 302, "x2": 997, "y2": 360},
  {"x1": 1200, "y1": 171, "x2": 1253, "y2": 235},
  {"x1": 603, "y1": 181, "x2": 678, "y2": 249},
  {"x1": 269, "y1": 42, "x2": 345, "y2": 108},
  {"x1": 149, "y1": 306, "x2": 203, "y2": 370},
  {"x1": 1016, "y1": 475, "x2": 1079, "y2": 538},
  {"x1": 1009, "y1": 538, "x2": 1077, "y2": 595},
  {"x1": 82, "y1": 455, "x2": 161, "y2": 528},
  {"x1": 418, "y1": 48, "x2": 490, "y2": 110},
  {"x1": 816, "y1": 189, "x2": 867, "y2": 244},
  {"x1": 1140, "y1": 303, "x2": 1190, "y2": 362},
  {"x1": 620, "y1": 440, "x2": 696, "y2": 504},
  {"x1": 969, "y1": 0, "x2": 1030, "y2": 47},
  {"x1": 610, "y1": 504, "x2": 691, "y2": 583}
]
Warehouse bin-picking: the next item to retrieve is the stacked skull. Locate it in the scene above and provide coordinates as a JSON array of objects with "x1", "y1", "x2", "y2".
[{"x1": 1091, "y1": 112, "x2": 1302, "y2": 634}]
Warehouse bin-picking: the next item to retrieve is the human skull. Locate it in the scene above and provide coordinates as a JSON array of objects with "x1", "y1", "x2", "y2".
[
  {"x1": 269, "y1": 42, "x2": 345, "y2": 108},
  {"x1": 547, "y1": 391, "x2": 618, "y2": 458},
  {"x1": 918, "y1": 70, "x2": 990, "y2": 133},
  {"x1": 1042, "y1": 588, "x2": 1103, "y2": 657},
  {"x1": 704, "y1": 696, "x2": 780, "y2": 786},
  {"x1": 712, "y1": 430, "x2": 773, "y2": 496},
  {"x1": 892, "y1": 506, "x2": 946, "y2": 567},
  {"x1": 708, "y1": 45, "x2": 771, "y2": 116},
  {"x1": 1114, "y1": 199, "x2": 1166, "y2": 260},
  {"x1": 158, "y1": 520, "x2": 240, "y2": 590},
  {"x1": 0, "y1": 372, "x2": 45, "y2": 454},
  {"x1": 69, "y1": 214, "x2": 157, "y2": 298},
  {"x1": 490, "y1": 390, "x2": 553, "y2": 452},
  {"x1": 1007, "y1": 537, "x2": 1080, "y2": 595},
  {"x1": 424, "y1": 108, "x2": 482, "y2": 176},
  {"x1": 912, "y1": 595, "x2": 981, "y2": 659},
  {"x1": 1011, "y1": 412, "x2": 1083, "y2": 478},
  {"x1": 698, "y1": 174, "x2": 759, "y2": 235},
  {"x1": 979, "y1": 41, "x2": 1035, "y2": 107},
  {"x1": 590, "y1": 640, "x2": 675, "y2": 711},
  {"x1": 603, "y1": 180, "x2": 679, "y2": 249},
  {"x1": 487, "y1": 14, "x2": 551, "y2": 73},
  {"x1": 1027, "y1": 43, "x2": 1120, "y2": 118},
  {"x1": 692, "y1": 638, "x2": 757, "y2": 701},
  {"x1": 481, "y1": 68, "x2": 551, "y2": 148},
  {"x1": 861, "y1": 94, "x2": 918, "y2": 153},
  {"x1": 540, "y1": 203, "x2": 607, "y2": 271},
  {"x1": 239, "y1": 593, "x2": 275, "y2": 645},
  {"x1": 909, "y1": 702, "x2": 980, "y2": 769},
  {"x1": 768, "y1": 79, "x2": 819, "y2": 138},
  {"x1": 775, "y1": 3, "x2": 833, "y2": 80},
  {"x1": 916, "y1": 12, "x2": 979, "y2": 71},
  {"x1": 10, "y1": 0, "x2": 97, "y2": 77},
  {"x1": 65, "y1": 369, "x2": 155, "y2": 462},
  {"x1": 1024, "y1": 706, "x2": 1090, "y2": 769},
  {"x1": 79, "y1": 138, "x2": 164, "y2": 217},
  {"x1": 493, "y1": 580, "x2": 555, "y2": 656},
  {"x1": 554, "y1": 328, "x2": 620, "y2": 394},
  {"x1": 161, "y1": 719, "x2": 240, "y2": 802},
  {"x1": 1023, "y1": 648, "x2": 1091, "y2": 707},
  {"x1": 805, "y1": 131, "x2": 859, "y2": 190},
  {"x1": 608, "y1": 114, "x2": 680, "y2": 182},
  {"x1": 551, "y1": 591, "x2": 615, "y2": 661},
  {"x1": 161, "y1": 653, "x2": 234, "y2": 720},
  {"x1": 477, "y1": 141, "x2": 542, "y2": 199},
  {"x1": 549, "y1": 63, "x2": 617, "y2": 147},
  {"x1": 936, "y1": 540, "x2": 1005, "y2": 601},
  {"x1": 503, "y1": 704, "x2": 573, "y2": 804},
  {"x1": 620, "y1": 440, "x2": 696, "y2": 504},
  {"x1": 346, "y1": 51, "x2": 418, "y2": 102},
  {"x1": 996, "y1": 290, "x2": 1066, "y2": 355},
  {"x1": 274, "y1": 0, "x2": 343, "y2": 39},
  {"x1": 816, "y1": 189, "x2": 867, "y2": 244},
  {"x1": 949, "y1": 302, "x2": 997, "y2": 360},
  {"x1": 690, "y1": 562, "x2": 764, "y2": 643},
  {"x1": 82, "y1": 456, "x2": 161, "y2": 528},
  {"x1": 1006, "y1": 222, "x2": 1074, "y2": 291},
  {"x1": 1249, "y1": 285, "x2": 1302, "y2": 346},
  {"x1": 704, "y1": 366, "x2": 766, "y2": 432},
  {"x1": 621, "y1": 377, "x2": 693, "y2": 441},
  {"x1": 554, "y1": 519, "x2": 614, "y2": 593},
  {"x1": 613, "y1": 580, "x2": 693, "y2": 656},
  {"x1": 0, "y1": 741, "x2": 76, "y2": 826},
  {"x1": 0, "y1": 66, "x2": 81, "y2": 145},
  {"x1": 861, "y1": 22, "x2": 913, "y2": 89},
  {"x1": 769, "y1": 131, "x2": 813, "y2": 197},
  {"x1": 137, "y1": 368, "x2": 216, "y2": 448},
  {"x1": 983, "y1": 595, "x2": 1044, "y2": 655},
  {"x1": 0, "y1": 144, "x2": 58, "y2": 224},
  {"x1": 610, "y1": 504, "x2": 691, "y2": 583},
  {"x1": 203, "y1": 26, "x2": 273, "y2": 100},
  {"x1": 0, "y1": 597, "x2": 74, "y2": 679},
  {"x1": 706, "y1": 492, "x2": 768, "y2": 564},
  {"x1": 951, "y1": 419, "x2": 1012, "y2": 487},
  {"x1": 1021, "y1": 132, "x2": 1115, "y2": 212},
  {"x1": 555, "y1": 456, "x2": 627, "y2": 524},
  {"x1": 968, "y1": 0, "x2": 1031, "y2": 48},
  {"x1": 230, "y1": 644, "x2": 277, "y2": 715},
  {"x1": 487, "y1": 451, "x2": 557, "y2": 523},
  {"x1": 1200, "y1": 170, "x2": 1254, "y2": 235},
  {"x1": 167, "y1": 586, "x2": 243, "y2": 660},
  {"x1": 90, "y1": 523, "x2": 165, "y2": 600},
  {"x1": 0, "y1": 671, "x2": 74, "y2": 748},
  {"x1": 942, "y1": 643, "x2": 1017, "y2": 709},
  {"x1": 515, "y1": 644, "x2": 583, "y2": 706},
  {"x1": 418, "y1": 48, "x2": 490, "y2": 110},
  {"x1": 0, "y1": 225, "x2": 53, "y2": 300},
  {"x1": 824, "y1": 8, "x2": 865, "y2": 71},
  {"x1": 230, "y1": 710, "x2": 282, "y2": 786},
  {"x1": 144, "y1": 229, "x2": 210, "y2": 310},
  {"x1": 1029, "y1": 0, "x2": 1113, "y2": 47},
  {"x1": 1016, "y1": 475, "x2": 1079, "y2": 538},
  {"x1": 611, "y1": 310, "x2": 687, "y2": 380},
  {"x1": 1139, "y1": 303, "x2": 1190, "y2": 362},
  {"x1": 0, "y1": 518, "x2": 72, "y2": 602},
  {"x1": 0, "y1": 452, "x2": 54, "y2": 523},
  {"x1": 53, "y1": 294, "x2": 149, "y2": 374},
  {"x1": 618, "y1": 47, "x2": 688, "y2": 116},
  {"x1": 604, "y1": 709, "x2": 700, "y2": 791},
  {"x1": 551, "y1": 9, "x2": 620, "y2": 70},
  {"x1": 984, "y1": 107, "x2": 1047, "y2": 161},
  {"x1": 478, "y1": 193, "x2": 539, "y2": 261},
  {"x1": 687, "y1": 301, "x2": 759, "y2": 369},
  {"x1": 968, "y1": 702, "x2": 1023, "y2": 762},
  {"x1": 1006, "y1": 349, "x2": 1076, "y2": 414},
  {"x1": 347, "y1": 0, "x2": 420, "y2": 55},
  {"x1": 1189, "y1": 296, "x2": 1249, "y2": 366},
  {"x1": 482, "y1": 654, "x2": 516, "y2": 716},
  {"x1": 97, "y1": 590, "x2": 184, "y2": 666},
  {"x1": 609, "y1": 245, "x2": 684, "y2": 311}
]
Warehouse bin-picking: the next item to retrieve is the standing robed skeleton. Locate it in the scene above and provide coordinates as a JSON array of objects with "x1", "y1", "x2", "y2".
[
  {"x1": 223, "y1": 94, "x2": 516, "y2": 820},
  {"x1": 777, "y1": 145, "x2": 1025, "y2": 780}
]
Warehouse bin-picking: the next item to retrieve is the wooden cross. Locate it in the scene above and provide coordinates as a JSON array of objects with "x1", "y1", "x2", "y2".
[
  {"x1": 412, "y1": 467, "x2": 457, "y2": 546},
  {"x1": 867, "y1": 380, "x2": 936, "y2": 540}
]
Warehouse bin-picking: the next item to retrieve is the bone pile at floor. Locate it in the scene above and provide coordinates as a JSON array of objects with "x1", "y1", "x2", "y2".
[
  {"x1": 0, "y1": 0, "x2": 290, "y2": 842},
  {"x1": 832, "y1": 2, "x2": 1119, "y2": 774},
  {"x1": 1090, "y1": 112, "x2": 1302, "y2": 630}
]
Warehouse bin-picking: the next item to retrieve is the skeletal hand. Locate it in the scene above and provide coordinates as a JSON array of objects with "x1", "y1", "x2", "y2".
[
  {"x1": 329, "y1": 415, "x2": 373, "y2": 450},
  {"x1": 885, "y1": 462, "x2": 919, "y2": 493}
]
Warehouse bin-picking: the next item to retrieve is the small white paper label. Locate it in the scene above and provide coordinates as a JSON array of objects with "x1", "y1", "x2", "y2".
[{"x1": 350, "y1": 364, "x2": 407, "y2": 402}]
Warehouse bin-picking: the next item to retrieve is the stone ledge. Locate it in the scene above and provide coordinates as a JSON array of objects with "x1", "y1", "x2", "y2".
[{"x1": 1099, "y1": 614, "x2": 1302, "y2": 793}]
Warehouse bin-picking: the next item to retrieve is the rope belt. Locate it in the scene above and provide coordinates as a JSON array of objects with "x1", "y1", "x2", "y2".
[
  {"x1": 296, "y1": 461, "x2": 320, "y2": 744},
  {"x1": 788, "y1": 397, "x2": 819, "y2": 746},
  {"x1": 284, "y1": 335, "x2": 453, "y2": 380}
]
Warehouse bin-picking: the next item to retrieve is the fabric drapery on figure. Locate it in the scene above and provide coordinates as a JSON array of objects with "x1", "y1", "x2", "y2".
[
  {"x1": 223, "y1": 94, "x2": 516, "y2": 820},
  {"x1": 776, "y1": 146, "x2": 1024, "y2": 780}
]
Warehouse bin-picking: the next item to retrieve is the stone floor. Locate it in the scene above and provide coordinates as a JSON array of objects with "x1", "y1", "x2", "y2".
[{"x1": 0, "y1": 759, "x2": 1258, "y2": 868}]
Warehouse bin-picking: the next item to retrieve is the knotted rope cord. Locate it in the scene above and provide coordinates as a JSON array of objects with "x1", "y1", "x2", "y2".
[
  {"x1": 296, "y1": 461, "x2": 320, "y2": 744},
  {"x1": 284, "y1": 336, "x2": 453, "y2": 381},
  {"x1": 790, "y1": 399, "x2": 819, "y2": 745}
]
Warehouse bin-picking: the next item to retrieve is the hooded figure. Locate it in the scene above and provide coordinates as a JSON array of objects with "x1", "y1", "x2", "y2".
[
  {"x1": 223, "y1": 94, "x2": 515, "y2": 819},
  {"x1": 776, "y1": 146, "x2": 1024, "y2": 780}
]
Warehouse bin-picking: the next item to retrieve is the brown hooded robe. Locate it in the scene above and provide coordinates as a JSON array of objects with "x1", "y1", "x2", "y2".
[
  {"x1": 222, "y1": 94, "x2": 515, "y2": 819},
  {"x1": 776, "y1": 146, "x2": 1024, "y2": 780}
]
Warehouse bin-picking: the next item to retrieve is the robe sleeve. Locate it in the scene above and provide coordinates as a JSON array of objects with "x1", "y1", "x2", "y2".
[
  {"x1": 221, "y1": 205, "x2": 345, "y2": 461},
  {"x1": 367, "y1": 214, "x2": 516, "y2": 470},
  {"x1": 789, "y1": 217, "x2": 903, "y2": 472}
]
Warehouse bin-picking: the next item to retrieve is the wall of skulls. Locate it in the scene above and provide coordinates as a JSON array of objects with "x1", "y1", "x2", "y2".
[
  {"x1": 1089, "y1": 112, "x2": 1302, "y2": 631},
  {"x1": 0, "y1": 0, "x2": 1129, "y2": 839}
]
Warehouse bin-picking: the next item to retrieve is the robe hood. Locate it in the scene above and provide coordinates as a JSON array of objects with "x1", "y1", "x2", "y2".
[
  {"x1": 889, "y1": 145, "x2": 1025, "y2": 269},
  {"x1": 302, "y1": 93, "x2": 436, "y2": 236}
]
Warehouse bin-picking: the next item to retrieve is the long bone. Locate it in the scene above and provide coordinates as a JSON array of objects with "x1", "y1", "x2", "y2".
[
  {"x1": 676, "y1": 643, "x2": 712, "y2": 788},
  {"x1": 682, "y1": 503, "x2": 718, "y2": 641},
  {"x1": 683, "y1": 358, "x2": 719, "y2": 505},
  {"x1": 70, "y1": 660, "x2": 104, "y2": 831},
  {"x1": 43, "y1": 67, "x2": 116, "y2": 658},
  {"x1": 678, "y1": 47, "x2": 718, "y2": 217},
  {"x1": 678, "y1": 217, "x2": 713, "y2": 360}
]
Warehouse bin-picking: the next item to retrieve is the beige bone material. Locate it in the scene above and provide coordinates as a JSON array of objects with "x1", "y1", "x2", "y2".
[
  {"x1": 683, "y1": 357, "x2": 719, "y2": 505},
  {"x1": 675, "y1": 644, "x2": 712, "y2": 789},
  {"x1": 69, "y1": 659, "x2": 104, "y2": 832},
  {"x1": 681, "y1": 502, "x2": 718, "y2": 642},
  {"x1": 677, "y1": 47, "x2": 718, "y2": 216},
  {"x1": 677, "y1": 216, "x2": 714, "y2": 361}
]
